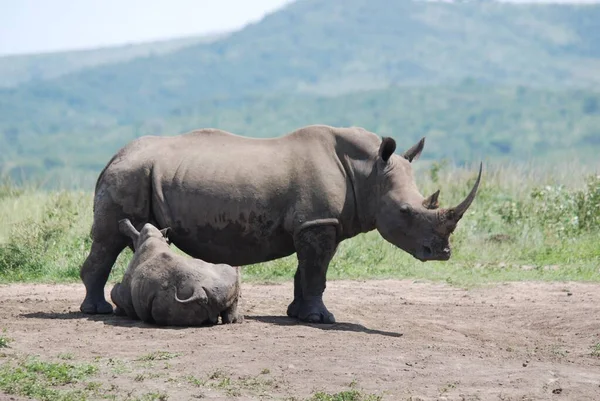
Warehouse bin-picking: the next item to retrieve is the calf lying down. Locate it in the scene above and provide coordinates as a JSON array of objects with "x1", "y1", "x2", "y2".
[{"x1": 110, "y1": 219, "x2": 242, "y2": 326}]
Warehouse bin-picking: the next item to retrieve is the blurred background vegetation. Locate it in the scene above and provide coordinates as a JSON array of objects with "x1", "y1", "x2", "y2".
[
  {"x1": 1, "y1": 0, "x2": 599, "y2": 187},
  {"x1": 0, "y1": 0, "x2": 598, "y2": 282}
]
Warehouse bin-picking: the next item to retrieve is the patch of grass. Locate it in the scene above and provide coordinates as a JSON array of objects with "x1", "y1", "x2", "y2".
[
  {"x1": 308, "y1": 390, "x2": 382, "y2": 401},
  {"x1": 237, "y1": 375, "x2": 274, "y2": 392},
  {"x1": 84, "y1": 381, "x2": 101, "y2": 391},
  {"x1": 0, "y1": 356, "x2": 97, "y2": 401},
  {"x1": 0, "y1": 331, "x2": 12, "y2": 348},
  {"x1": 591, "y1": 343, "x2": 600, "y2": 357},
  {"x1": 106, "y1": 358, "x2": 130, "y2": 375},
  {"x1": 214, "y1": 377, "x2": 232, "y2": 388},
  {"x1": 137, "y1": 351, "x2": 181, "y2": 362},
  {"x1": 187, "y1": 375, "x2": 207, "y2": 387},
  {"x1": 440, "y1": 381, "x2": 459, "y2": 394},
  {"x1": 207, "y1": 369, "x2": 228, "y2": 380},
  {"x1": 189, "y1": 369, "x2": 276, "y2": 397},
  {"x1": 58, "y1": 353, "x2": 75, "y2": 360},
  {"x1": 550, "y1": 345, "x2": 568, "y2": 358},
  {"x1": 135, "y1": 392, "x2": 169, "y2": 401}
]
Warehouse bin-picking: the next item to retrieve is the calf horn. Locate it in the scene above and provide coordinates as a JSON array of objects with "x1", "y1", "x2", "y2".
[{"x1": 448, "y1": 162, "x2": 483, "y2": 220}]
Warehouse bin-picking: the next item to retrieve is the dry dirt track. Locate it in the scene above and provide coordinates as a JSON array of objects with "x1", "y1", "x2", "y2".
[{"x1": 0, "y1": 280, "x2": 599, "y2": 401}]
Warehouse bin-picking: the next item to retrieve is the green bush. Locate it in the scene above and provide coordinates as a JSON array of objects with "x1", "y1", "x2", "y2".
[{"x1": 497, "y1": 174, "x2": 600, "y2": 237}]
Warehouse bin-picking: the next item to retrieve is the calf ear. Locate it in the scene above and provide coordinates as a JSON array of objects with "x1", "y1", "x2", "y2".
[
  {"x1": 118, "y1": 219, "x2": 140, "y2": 241},
  {"x1": 378, "y1": 137, "x2": 396, "y2": 162},
  {"x1": 160, "y1": 227, "x2": 171, "y2": 239},
  {"x1": 403, "y1": 137, "x2": 425, "y2": 163}
]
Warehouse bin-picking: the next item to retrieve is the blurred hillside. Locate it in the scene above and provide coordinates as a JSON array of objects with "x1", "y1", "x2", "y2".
[
  {"x1": 1, "y1": 0, "x2": 599, "y2": 186},
  {"x1": 0, "y1": 33, "x2": 226, "y2": 88}
]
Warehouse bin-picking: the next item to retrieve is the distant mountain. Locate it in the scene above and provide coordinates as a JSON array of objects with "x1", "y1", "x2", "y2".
[
  {"x1": 0, "y1": 32, "x2": 227, "y2": 88},
  {"x1": 1, "y1": 0, "x2": 600, "y2": 185},
  {"x1": 3, "y1": 82, "x2": 599, "y2": 188}
]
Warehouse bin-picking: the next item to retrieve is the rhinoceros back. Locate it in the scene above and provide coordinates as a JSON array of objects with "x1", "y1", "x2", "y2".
[{"x1": 95, "y1": 127, "x2": 349, "y2": 266}]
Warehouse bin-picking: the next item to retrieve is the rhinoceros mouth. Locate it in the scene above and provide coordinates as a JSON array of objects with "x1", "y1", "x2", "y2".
[{"x1": 414, "y1": 245, "x2": 451, "y2": 262}]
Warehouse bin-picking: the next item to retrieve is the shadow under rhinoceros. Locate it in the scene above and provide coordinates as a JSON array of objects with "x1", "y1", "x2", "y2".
[
  {"x1": 19, "y1": 311, "x2": 196, "y2": 330},
  {"x1": 20, "y1": 311, "x2": 403, "y2": 336},
  {"x1": 246, "y1": 315, "x2": 403, "y2": 338}
]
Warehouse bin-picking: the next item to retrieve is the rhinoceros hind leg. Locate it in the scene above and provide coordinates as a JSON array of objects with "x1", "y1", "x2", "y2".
[
  {"x1": 286, "y1": 269, "x2": 303, "y2": 318},
  {"x1": 80, "y1": 239, "x2": 126, "y2": 314},
  {"x1": 110, "y1": 283, "x2": 126, "y2": 316},
  {"x1": 288, "y1": 225, "x2": 338, "y2": 324},
  {"x1": 221, "y1": 299, "x2": 242, "y2": 324}
]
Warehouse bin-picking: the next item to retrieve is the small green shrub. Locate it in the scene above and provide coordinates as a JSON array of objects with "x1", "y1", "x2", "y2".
[{"x1": 0, "y1": 332, "x2": 12, "y2": 348}]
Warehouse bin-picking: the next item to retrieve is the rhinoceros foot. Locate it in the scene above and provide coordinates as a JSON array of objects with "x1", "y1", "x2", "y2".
[
  {"x1": 80, "y1": 298, "x2": 113, "y2": 315},
  {"x1": 288, "y1": 296, "x2": 335, "y2": 324},
  {"x1": 286, "y1": 298, "x2": 302, "y2": 318}
]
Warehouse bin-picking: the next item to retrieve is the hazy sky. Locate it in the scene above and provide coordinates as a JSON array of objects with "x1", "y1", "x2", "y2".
[
  {"x1": 1, "y1": 0, "x2": 598, "y2": 56},
  {"x1": 0, "y1": 0, "x2": 291, "y2": 56}
]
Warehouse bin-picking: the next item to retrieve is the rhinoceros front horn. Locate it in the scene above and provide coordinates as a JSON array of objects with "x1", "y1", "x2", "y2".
[{"x1": 448, "y1": 162, "x2": 483, "y2": 221}]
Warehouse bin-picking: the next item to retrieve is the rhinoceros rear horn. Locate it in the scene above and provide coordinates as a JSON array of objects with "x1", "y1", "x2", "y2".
[
  {"x1": 423, "y1": 189, "x2": 440, "y2": 210},
  {"x1": 448, "y1": 162, "x2": 483, "y2": 221},
  {"x1": 402, "y1": 137, "x2": 425, "y2": 163}
]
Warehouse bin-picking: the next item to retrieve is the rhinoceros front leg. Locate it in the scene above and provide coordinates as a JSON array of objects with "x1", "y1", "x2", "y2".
[{"x1": 287, "y1": 225, "x2": 338, "y2": 324}]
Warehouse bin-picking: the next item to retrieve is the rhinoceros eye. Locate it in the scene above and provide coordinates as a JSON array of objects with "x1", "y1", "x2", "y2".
[{"x1": 399, "y1": 204, "x2": 411, "y2": 214}]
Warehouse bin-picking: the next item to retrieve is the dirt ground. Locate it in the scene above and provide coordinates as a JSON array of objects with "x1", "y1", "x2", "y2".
[{"x1": 0, "y1": 279, "x2": 599, "y2": 401}]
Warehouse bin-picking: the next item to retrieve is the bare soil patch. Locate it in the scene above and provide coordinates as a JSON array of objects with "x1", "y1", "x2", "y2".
[{"x1": 0, "y1": 280, "x2": 599, "y2": 400}]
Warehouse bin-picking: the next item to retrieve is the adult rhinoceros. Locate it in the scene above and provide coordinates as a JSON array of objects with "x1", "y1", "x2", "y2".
[{"x1": 80, "y1": 125, "x2": 481, "y2": 323}]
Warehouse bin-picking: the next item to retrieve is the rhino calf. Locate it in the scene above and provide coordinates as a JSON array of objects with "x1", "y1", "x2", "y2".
[{"x1": 110, "y1": 219, "x2": 242, "y2": 326}]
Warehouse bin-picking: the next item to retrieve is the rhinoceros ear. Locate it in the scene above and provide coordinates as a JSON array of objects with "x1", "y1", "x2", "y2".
[
  {"x1": 402, "y1": 137, "x2": 425, "y2": 163},
  {"x1": 160, "y1": 227, "x2": 172, "y2": 244},
  {"x1": 378, "y1": 137, "x2": 396, "y2": 163}
]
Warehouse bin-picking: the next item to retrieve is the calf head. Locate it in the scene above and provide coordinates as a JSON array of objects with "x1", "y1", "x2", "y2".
[
  {"x1": 118, "y1": 219, "x2": 171, "y2": 251},
  {"x1": 373, "y1": 137, "x2": 482, "y2": 262}
]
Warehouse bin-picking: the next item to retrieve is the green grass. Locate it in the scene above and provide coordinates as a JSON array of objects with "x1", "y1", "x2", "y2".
[
  {"x1": 136, "y1": 351, "x2": 181, "y2": 362},
  {"x1": 0, "y1": 356, "x2": 97, "y2": 401},
  {"x1": 308, "y1": 390, "x2": 382, "y2": 401},
  {"x1": 0, "y1": 334, "x2": 12, "y2": 348},
  {"x1": 0, "y1": 162, "x2": 598, "y2": 287},
  {"x1": 134, "y1": 392, "x2": 169, "y2": 401},
  {"x1": 591, "y1": 343, "x2": 600, "y2": 357}
]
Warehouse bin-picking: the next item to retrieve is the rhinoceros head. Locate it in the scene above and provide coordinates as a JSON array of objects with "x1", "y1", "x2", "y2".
[
  {"x1": 373, "y1": 137, "x2": 482, "y2": 262},
  {"x1": 118, "y1": 219, "x2": 171, "y2": 250}
]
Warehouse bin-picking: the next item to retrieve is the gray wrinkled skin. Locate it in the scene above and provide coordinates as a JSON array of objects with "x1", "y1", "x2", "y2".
[
  {"x1": 110, "y1": 219, "x2": 242, "y2": 326},
  {"x1": 80, "y1": 125, "x2": 481, "y2": 323}
]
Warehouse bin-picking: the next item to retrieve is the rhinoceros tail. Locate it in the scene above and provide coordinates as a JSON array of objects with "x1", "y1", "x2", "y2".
[{"x1": 174, "y1": 286, "x2": 208, "y2": 304}]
